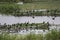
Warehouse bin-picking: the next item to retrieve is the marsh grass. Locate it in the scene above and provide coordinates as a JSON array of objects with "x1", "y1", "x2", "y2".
[{"x1": 0, "y1": 30, "x2": 60, "y2": 40}]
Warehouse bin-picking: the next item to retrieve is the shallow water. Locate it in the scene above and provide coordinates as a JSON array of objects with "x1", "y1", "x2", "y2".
[
  {"x1": 0, "y1": 15, "x2": 60, "y2": 25},
  {"x1": 0, "y1": 14, "x2": 60, "y2": 34}
]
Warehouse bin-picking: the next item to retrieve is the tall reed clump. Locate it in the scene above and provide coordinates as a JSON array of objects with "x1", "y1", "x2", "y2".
[{"x1": 45, "y1": 29, "x2": 60, "y2": 40}]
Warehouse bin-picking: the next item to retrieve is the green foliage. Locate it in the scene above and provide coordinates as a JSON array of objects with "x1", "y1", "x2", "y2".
[
  {"x1": 45, "y1": 30, "x2": 60, "y2": 40},
  {"x1": 0, "y1": 4, "x2": 20, "y2": 15},
  {"x1": 0, "y1": 33, "x2": 43, "y2": 40},
  {"x1": 0, "y1": 30, "x2": 60, "y2": 40},
  {"x1": 24, "y1": 34, "x2": 43, "y2": 40}
]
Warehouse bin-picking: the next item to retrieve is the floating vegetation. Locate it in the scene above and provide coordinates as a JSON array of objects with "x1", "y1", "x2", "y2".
[{"x1": 0, "y1": 22, "x2": 50, "y2": 33}]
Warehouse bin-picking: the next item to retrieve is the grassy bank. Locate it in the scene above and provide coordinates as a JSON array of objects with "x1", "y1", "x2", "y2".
[
  {"x1": 0, "y1": 30, "x2": 60, "y2": 40},
  {"x1": 19, "y1": 2, "x2": 60, "y2": 10},
  {"x1": 0, "y1": 2, "x2": 60, "y2": 16},
  {"x1": 0, "y1": 3, "x2": 20, "y2": 15}
]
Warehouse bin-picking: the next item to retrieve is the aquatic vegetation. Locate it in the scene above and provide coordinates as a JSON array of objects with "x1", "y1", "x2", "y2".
[{"x1": 0, "y1": 22, "x2": 50, "y2": 33}]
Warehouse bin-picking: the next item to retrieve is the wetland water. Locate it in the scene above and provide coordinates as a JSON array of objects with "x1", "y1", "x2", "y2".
[
  {"x1": 0, "y1": 15, "x2": 60, "y2": 25},
  {"x1": 0, "y1": 15, "x2": 60, "y2": 34}
]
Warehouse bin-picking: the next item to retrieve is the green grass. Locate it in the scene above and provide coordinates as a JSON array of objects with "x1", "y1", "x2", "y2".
[
  {"x1": 45, "y1": 29, "x2": 60, "y2": 40},
  {"x1": 0, "y1": 33, "x2": 44, "y2": 40},
  {"x1": 0, "y1": 3, "x2": 20, "y2": 15},
  {"x1": 0, "y1": 1, "x2": 60, "y2": 10},
  {"x1": 0, "y1": 30, "x2": 60, "y2": 40},
  {"x1": 0, "y1": 2, "x2": 60, "y2": 16},
  {"x1": 19, "y1": 2, "x2": 60, "y2": 10}
]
